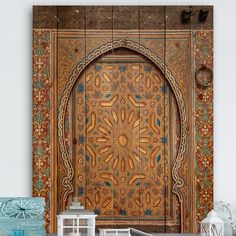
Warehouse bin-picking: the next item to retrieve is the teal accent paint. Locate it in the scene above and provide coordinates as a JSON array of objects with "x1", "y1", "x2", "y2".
[
  {"x1": 12, "y1": 230, "x2": 24, "y2": 236},
  {"x1": 0, "y1": 198, "x2": 46, "y2": 236}
]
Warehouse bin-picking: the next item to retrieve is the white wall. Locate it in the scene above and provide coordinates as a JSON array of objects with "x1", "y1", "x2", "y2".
[{"x1": 0, "y1": 0, "x2": 236, "y2": 217}]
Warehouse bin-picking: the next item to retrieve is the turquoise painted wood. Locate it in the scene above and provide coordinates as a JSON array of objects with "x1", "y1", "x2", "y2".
[{"x1": 0, "y1": 198, "x2": 46, "y2": 236}]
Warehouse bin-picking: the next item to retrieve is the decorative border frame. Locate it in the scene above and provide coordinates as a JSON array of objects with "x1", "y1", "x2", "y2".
[
  {"x1": 194, "y1": 30, "x2": 214, "y2": 228},
  {"x1": 32, "y1": 30, "x2": 52, "y2": 231}
]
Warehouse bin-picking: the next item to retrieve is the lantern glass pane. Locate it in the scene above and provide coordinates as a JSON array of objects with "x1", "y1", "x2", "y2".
[
  {"x1": 79, "y1": 227, "x2": 89, "y2": 236},
  {"x1": 211, "y1": 224, "x2": 223, "y2": 235},
  {"x1": 63, "y1": 227, "x2": 76, "y2": 235},
  {"x1": 88, "y1": 218, "x2": 94, "y2": 226},
  {"x1": 79, "y1": 219, "x2": 89, "y2": 226},
  {"x1": 202, "y1": 224, "x2": 210, "y2": 235},
  {"x1": 64, "y1": 218, "x2": 77, "y2": 226}
]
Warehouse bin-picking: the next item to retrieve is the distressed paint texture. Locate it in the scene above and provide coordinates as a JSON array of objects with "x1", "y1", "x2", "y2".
[{"x1": 0, "y1": 198, "x2": 46, "y2": 236}]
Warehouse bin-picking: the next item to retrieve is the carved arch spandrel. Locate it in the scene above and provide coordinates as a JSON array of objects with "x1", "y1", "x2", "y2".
[{"x1": 57, "y1": 39, "x2": 188, "y2": 231}]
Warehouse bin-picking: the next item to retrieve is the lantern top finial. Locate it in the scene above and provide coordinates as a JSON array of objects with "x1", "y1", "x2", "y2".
[
  {"x1": 59, "y1": 198, "x2": 96, "y2": 216},
  {"x1": 201, "y1": 210, "x2": 224, "y2": 224}
]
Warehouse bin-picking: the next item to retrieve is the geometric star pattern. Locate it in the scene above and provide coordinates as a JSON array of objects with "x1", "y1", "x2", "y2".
[{"x1": 66, "y1": 51, "x2": 181, "y2": 228}]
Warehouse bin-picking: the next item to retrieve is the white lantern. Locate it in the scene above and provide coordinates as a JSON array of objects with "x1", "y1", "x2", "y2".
[
  {"x1": 214, "y1": 201, "x2": 234, "y2": 236},
  {"x1": 57, "y1": 198, "x2": 97, "y2": 236},
  {"x1": 201, "y1": 210, "x2": 224, "y2": 236}
]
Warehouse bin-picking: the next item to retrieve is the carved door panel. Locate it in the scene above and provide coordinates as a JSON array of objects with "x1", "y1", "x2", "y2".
[
  {"x1": 32, "y1": 6, "x2": 213, "y2": 234},
  {"x1": 64, "y1": 48, "x2": 181, "y2": 232}
]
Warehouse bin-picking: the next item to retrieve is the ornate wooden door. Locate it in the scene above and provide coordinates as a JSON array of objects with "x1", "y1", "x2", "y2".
[
  {"x1": 63, "y1": 48, "x2": 181, "y2": 232},
  {"x1": 32, "y1": 6, "x2": 213, "y2": 234}
]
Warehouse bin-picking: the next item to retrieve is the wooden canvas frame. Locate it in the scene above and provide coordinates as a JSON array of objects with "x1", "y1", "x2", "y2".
[{"x1": 32, "y1": 6, "x2": 213, "y2": 234}]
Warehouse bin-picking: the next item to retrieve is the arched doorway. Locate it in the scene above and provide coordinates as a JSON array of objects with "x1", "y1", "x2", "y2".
[{"x1": 58, "y1": 43, "x2": 186, "y2": 232}]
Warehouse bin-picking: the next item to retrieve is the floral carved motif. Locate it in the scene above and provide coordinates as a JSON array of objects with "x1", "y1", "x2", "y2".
[
  {"x1": 194, "y1": 31, "x2": 213, "y2": 228},
  {"x1": 32, "y1": 30, "x2": 52, "y2": 231}
]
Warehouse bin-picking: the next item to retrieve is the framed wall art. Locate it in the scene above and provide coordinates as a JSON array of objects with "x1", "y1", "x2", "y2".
[{"x1": 32, "y1": 6, "x2": 213, "y2": 234}]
